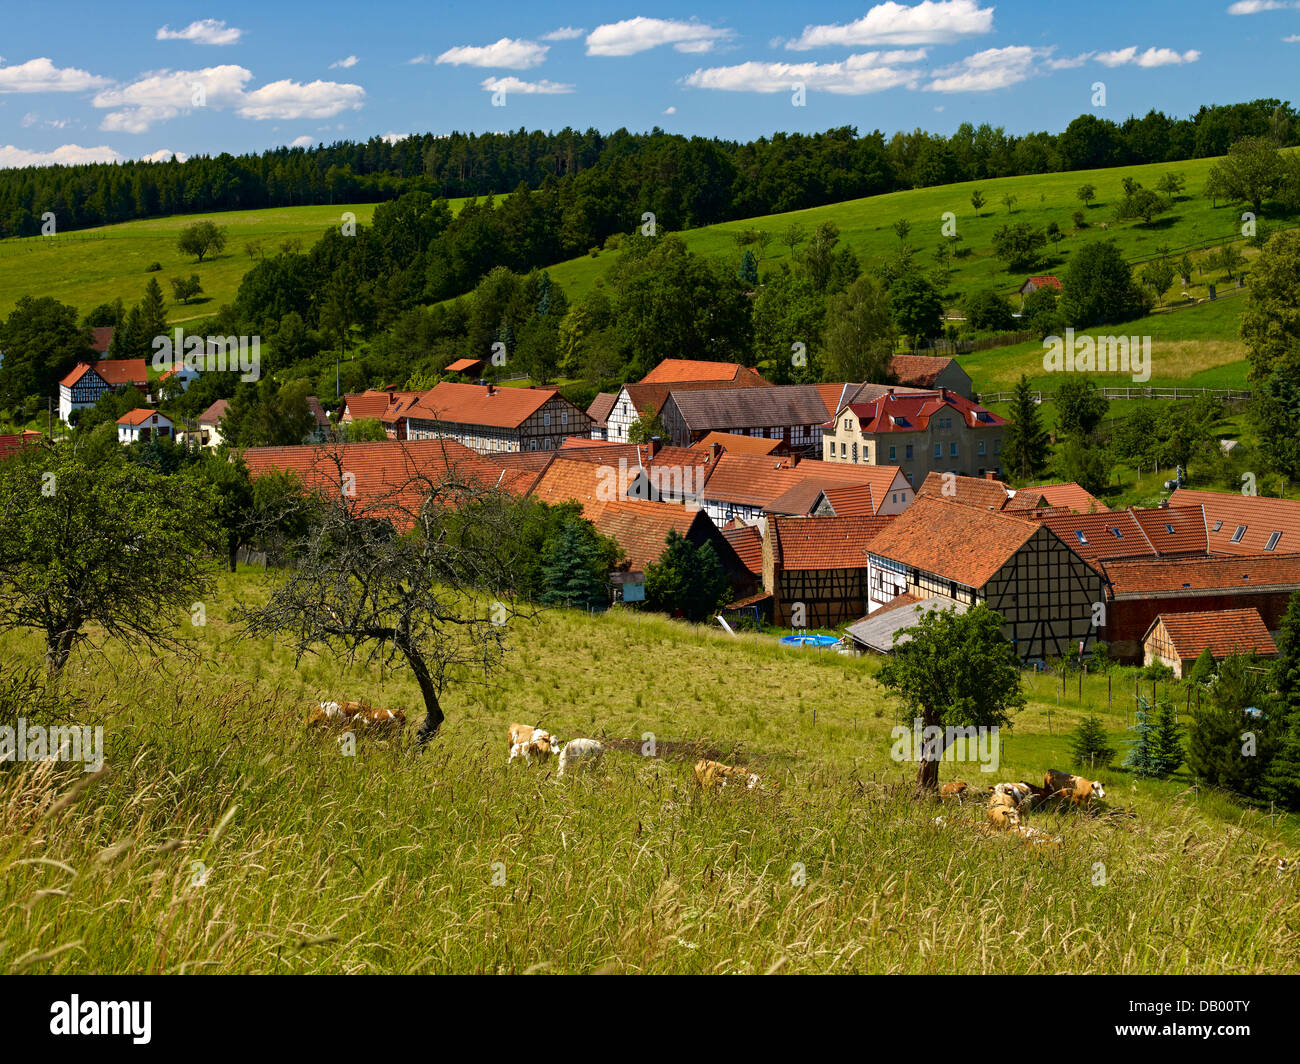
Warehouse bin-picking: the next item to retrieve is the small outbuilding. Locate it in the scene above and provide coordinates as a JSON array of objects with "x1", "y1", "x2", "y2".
[{"x1": 1142, "y1": 607, "x2": 1277, "y2": 678}]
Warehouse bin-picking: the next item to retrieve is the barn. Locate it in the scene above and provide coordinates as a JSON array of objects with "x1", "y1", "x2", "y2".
[{"x1": 1142, "y1": 608, "x2": 1277, "y2": 677}]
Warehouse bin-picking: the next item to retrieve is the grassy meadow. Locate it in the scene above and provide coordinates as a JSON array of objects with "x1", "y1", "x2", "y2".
[{"x1": 1, "y1": 569, "x2": 1297, "y2": 974}]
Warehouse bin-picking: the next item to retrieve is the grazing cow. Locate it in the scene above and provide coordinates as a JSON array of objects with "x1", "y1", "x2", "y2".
[
  {"x1": 306, "y1": 700, "x2": 369, "y2": 728},
  {"x1": 353, "y1": 706, "x2": 406, "y2": 730},
  {"x1": 557, "y1": 738, "x2": 606, "y2": 776},
  {"x1": 508, "y1": 732, "x2": 555, "y2": 765},
  {"x1": 508, "y1": 722, "x2": 539, "y2": 748},
  {"x1": 694, "y1": 759, "x2": 760, "y2": 792},
  {"x1": 1044, "y1": 769, "x2": 1107, "y2": 807},
  {"x1": 940, "y1": 781, "x2": 968, "y2": 801}
]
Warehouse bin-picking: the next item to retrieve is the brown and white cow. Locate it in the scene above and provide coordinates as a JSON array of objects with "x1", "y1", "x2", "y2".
[
  {"x1": 939, "y1": 781, "x2": 969, "y2": 801},
  {"x1": 1044, "y1": 769, "x2": 1107, "y2": 807},
  {"x1": 694, "y1": 759, "x2": 760, "y2": 792}
]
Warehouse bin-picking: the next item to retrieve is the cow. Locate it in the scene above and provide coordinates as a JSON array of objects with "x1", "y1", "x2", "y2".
[
  {"x1": 508, "y1": 722, "x2": 539, "y2": 748},
  {"x1": 557, "y1": 738, "x2": 606, "y2": 776},
  {"x1": 989, "y1": 781, "x2": 1033, "y2": 807},
  {"x1": 1013, "y1": 824, "x2": 1063, "y2": 846},
  {"x1": 353, "y1": 706, "x2": 406, "y2": 730},
  {"x1": 509, "y1": 731, "x2": 555, "y2": 765},
  {"x1": 305, "y1": 700, "x2": 368, "y2": 728},
  {"x1": 987, "y1": 803, "x2": 1021, "y2": 830},
  {"x1": 939, "y1": 781, "x2": 968, "y2": 801},
  {"x1": 694, "y1": 759, "x2": 760, "y2": 792},
  {"x1": 1044, "y1": 769, "x2": 1107, "y2": 807}
]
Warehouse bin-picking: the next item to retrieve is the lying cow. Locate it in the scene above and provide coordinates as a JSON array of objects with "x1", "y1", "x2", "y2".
[
  {"x1": 987, "y1": 803, "x2": 1021, "y2": 830},
  {"x1": 990, "y1": 781, "x2": 1033, "y2": 807},
  {"x1": 557, "y1": 738, "x2": 606, "y2": 777},
  {"x1": 1044, "y1": 769, "x2": 1107, "y2": 807},
  {"x1": 939, "y1": 781, "x2": 968, "y2": 801},
  {"x1": 694, "y1": 759, "x2": 760, "y2": 792},
  {"x1": 1013, "y1": 823, "x2": 1062, "y2": 846}
]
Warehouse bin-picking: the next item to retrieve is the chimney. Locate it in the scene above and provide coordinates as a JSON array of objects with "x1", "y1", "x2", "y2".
[
  {"x1": 887, "y1": 387, "x2": 894, "y2": 395},
  {"x1": 648, "y1": 436, "x2": 661, "y2": 457},
  {"x1": 940, "y1": 386, "x2": 948, "y2": 401},
  {"x1": 709, "y1": 442, "x2": 721, "y2": 463},
  {"x1": 486, "y1": 383, "x2": 495, "y2": 396},
  {"x1": 984, "y1": 471, "x2": 997, "y2": 481}
]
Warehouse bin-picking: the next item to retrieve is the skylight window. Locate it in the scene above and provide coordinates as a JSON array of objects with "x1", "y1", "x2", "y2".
[
  {"x1": 1111, "y1": 528, "x2": 1123, "y2": 538},
  {"x1": 1266, "y1": 531, "x2": 1282, "y2": 551},
  {"x1": 1075, "y1": 530, "x2": 1088, "y2": 544},
  {"x1": 1212, "y1": 521, "x2": 1223, "y2": 532},
  {"x1": 1231, "y1": 525, "x2": 1247, "y2": 543},
  {"x1": 1165, "y1": 523, "x2": 1174, "y2": 535}
]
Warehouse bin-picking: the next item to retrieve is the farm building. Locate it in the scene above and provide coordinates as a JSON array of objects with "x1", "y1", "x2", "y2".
[
  {"x1": 1100, "y1": 553, "x2": 1300, "y2": 661},
  {"x1": 763, "y1": 514, "x2": 895, "y2": 628},
  {"x1": 401, "y1": 382, "x2": 592, "y2": 453},
  {"x1": 864, "y1": 495, "x2": 1106, "y2": 659},
  {"x1": 116, "y1": 408, "x2": 174, "y2": 444},
  {"x1": 1142, "y1": 608, "x2": 1277, "y2": 677},
  {"x1": 586, "y1": 393, "x2": 618, "y2": 439},
  {"x1": 58, "y1": 359, "x2": 150, "y2": 422},
  {"x1": 444, "y1": 357, "x2": 484, "y2": 377},
  {"x1": 638, "y1": 359, "x2": 769, "y2": 387},
  {"x1": 1018, "y1": 275, "x2": 1061, "y2": 306},
  {"x1": 657, "y1": 385, "x2": 834, "y2": 453},
  {"x1": 845, "y1": 595, "x2": 970, "y2": 654},
  {"x1": 890, "y1": 355, "x2": 973, "y2": 399}
]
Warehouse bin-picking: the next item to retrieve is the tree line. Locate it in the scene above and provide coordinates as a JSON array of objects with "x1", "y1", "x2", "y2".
[{"x1": 2, "y1": 98, "x2": 1296, "y2": 238}]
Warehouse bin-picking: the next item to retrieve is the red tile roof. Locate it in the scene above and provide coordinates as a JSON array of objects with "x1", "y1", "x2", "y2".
[
  {"x1": 1033, "y1": 482, "x2": 1108, "y2": 513},
  {"x1": 198, "y1": 399, "x2": 230, "y2": 426},
  {"x1": 588, "y1": 499, "x2": 704, "y2": 572},
  {"x1": 241, "y1": 439, "x2": 535, "y2": 529},
  {"x1": 770, "y1": 514, "x2": 894, "y2": 570},
  {"x1": 917, "y1": 472, "x2": 1017, "y2": 511},
  {"x1": 819, "y1": 484, "x2": 880, "y2": 517},
  {"x1": 1103, "y1": 553, "x2": 1300, "y2": 596},
  {"x1": 1170, "y1": 488, "x2": 1300, "y2": 557},
  {"x1": 691, "y1": 431, "x2": 788, "y2": 455},
  {"x1": 1146, "y1": 608, "x2": 1277, "y2": 660},
  {"x1": 586, "y1": 392, "x2": 617, "y2": 427},
  {"x1": 117, "y1": 408, "x2": 170, "y2": 426},
  {"x1": 90, "y1": 326, "x2": 114, "y2": 354},
  {"x1": 0, "y1": 430, "x2": 41, "y2": 459},
  {"x1": 59, "y1": 359, "x2": 149, "y2": 389},
  {"x1": 722, "y1": 522, "x2": 763, "y2": 576},
  {"x1": 702, "y1": 453, "x2": 902, "y2": 510},
  {"x1": 306, "y1": 396, "x2": 330, "y2": 430},
  {"x1": 1021, "y1": 275, "x2": 1062, "y2": 291},
  {"x1": 406, "y1": 382, "x2": 561, "y2": 429},
  {"x1": 341, "y1": 390, "x2": 398, "y2": 421},
  {"x1": 445, "y1": 358, "x2": 484, "y2": 374},
  {"x1": 865, "y1": 495, "x2": 1041, "y2": 588},
  {"x1": 841, "y1": 389, "x2": 1006, "y2": 434},
  {"x1": 528, "y1": 457, "x2": 612, "y2": 514},
  {"x1": 639, "y1": 359, "x2": 768, "y2": 386},
  {"x1": 890, "y1": 355, "x2": 962, "y2": 389},
  {"x1": 1038, "y1": 506, "x2": 1207, "y2": 570}
]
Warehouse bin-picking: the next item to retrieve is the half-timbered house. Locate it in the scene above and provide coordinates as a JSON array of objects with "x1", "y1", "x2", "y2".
[{"x1": 763, "y1": 514, "x2": 895, "y2": 627}]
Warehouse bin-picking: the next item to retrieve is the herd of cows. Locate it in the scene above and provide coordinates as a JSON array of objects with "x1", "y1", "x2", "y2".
[{"x1": 935, "y1": 772, "x2": 1109, "y2": 846}]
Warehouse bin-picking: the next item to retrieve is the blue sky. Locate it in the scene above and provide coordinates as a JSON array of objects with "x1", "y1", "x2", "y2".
[{"x1": 1, "y1": 0, "x2": 1298, "y2": 167}]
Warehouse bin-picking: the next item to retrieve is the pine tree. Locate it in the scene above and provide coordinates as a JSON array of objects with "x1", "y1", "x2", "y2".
[
  {"x1": 540, "y1": 520, "x2": 608, "y2": 611},
  {"x1": 139, "y1": 277, "x2": 168, "y2": 349},
  {"x1": 1070, "y1": 714, "x2": 1116, "y2": 771},
  {"x1": 1001, "y1": 374, "x2": 1049, "y2": 481},
  {"x1": 1186, "y1": 646, "x2": 1216, "y2": 686},
  {"x1": 645, "y1": 530, "x2": 730, "y2": 622},
  {"x1": 1125, "y1": 697, "x2": 1183, "y2": 778},
  {"x1": 1266, "y1": 592, "x2": 1300, "y2": 808},
  {"x1": 737, "y1": 249, "x2": 758, "y2": 287}
]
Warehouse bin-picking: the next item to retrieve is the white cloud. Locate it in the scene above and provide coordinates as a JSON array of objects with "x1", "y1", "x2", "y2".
[
  {"x1": 1286, "y1": 33, "x2": 1300, "y2": 40},
  {"x1": 586, "y1": 17, "x2": 734, "y2": 57},
  {"x1": 0, "y1": 57, "x2": 111, "y2": 93},
  {"x1": 330, "y1": 55, "x2": 359, "y2": 69},
  {"x1": 380, "y1": 132, "x2": 409, "y2": 143},
  {"x1": 437, "y1": 38, "x2": 549, "y2": 69},
  {"x1": 1227, "y1": 0, "x2": 1298, "y2": 12},
  {"x1": 237, "y1": 79, "x2": 365, "y2": 120},
  {"x1": 141, "y1": 148, "x2": 189, "y2": 163},
  {"x1": 406, "y1": 54, "x2": 432, "y2": 64},
  {"x1": 926, "y1": 45, "x2": 1046, "y2": 92},
  {"x1": 0, "y1": 142, "x2": 123, "y2": 168},
  {"x1": 290, "y1": 135, "x2": 315, "y2": 147},
  {"x1": 1045, "y1": 52, "x2": 1092, "y2": 70},
  {"x1": 787, "y1": 0, "x2": 994, "y2": 49},
  {"x1": 1094, "y1": 46, "x2": 1200, "y2": 67},
  {"x1": 684, "y1": 51, "x2": 925, "y2": 94},
  {"x1": 664, "y1": 105, "x2": 677, "y2": 114},
  {"x1": 155, "y1": 19, "x2": 243, "y2": 46},
  {"x1": 93, "y1": 65, "x2": 252, "y2": 132},
  {"x1": 541, "y1": 27, "x2": 585, "y2": 41},
  {"x1": 20, "y1": 112, "x2": 72, "y2": 129},
  {"x1": 480, "y1": 75, "x2": 574, "y2": 94}
]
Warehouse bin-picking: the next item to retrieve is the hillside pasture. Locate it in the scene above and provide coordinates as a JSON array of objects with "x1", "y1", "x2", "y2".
[{"x1": 1, "y1": 570, "x2": 1296, "y2": 974}]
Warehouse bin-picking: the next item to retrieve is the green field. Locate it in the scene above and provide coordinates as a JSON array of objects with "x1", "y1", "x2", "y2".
[
  {"x1": 0, "y1": 202, "x2": 376, "y2": 324},
  {"x1": 2, "y1": 569, "x2": 1295, "y2": 974}
]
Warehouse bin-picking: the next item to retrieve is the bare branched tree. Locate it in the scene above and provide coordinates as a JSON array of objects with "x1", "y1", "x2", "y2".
[{"x1": 238, "y1": 444, "x2": 537, "y2": 743}]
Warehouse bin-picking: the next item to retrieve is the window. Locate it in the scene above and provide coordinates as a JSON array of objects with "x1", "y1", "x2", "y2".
[
  {"x1": 905, "y1": 444, "x2": 913, "y2": 460},
  {"x1": 841, "y1": 442, "x2": 847, "y2": 457},
  {"x1": 1075, "y1": 530, "x2": 1088, "y2": 544},
  {"x1": 826, "y1": 442, "x2": 833, "y2": 460},
  {"x1": 528, "y1": 439, "x2": 538, "y2": 451},
  {"x1": 978, "y1": 440, "x2": 986, "y2": 455},
  {"x1": 993, "y1": 440, "x2": 1001, "y2": 454},
  {"x1": 561, "y1": 411, "x2": 568, "y2": 425},
  {"x1": 950, "y1": 443, "x2": 958, "y2": 458},
  {"x1": 934, "y1": 443, "x2": 942, "y2": 458},
  {"x1": 1212, "y1": 521, "x2": 1223, "y2": 532},
  {"x1": 844, "y1": 418, "x2": 851, "y2": 430},
  {"x1": 892, "y1": 493, "x2": 898, "y2": 504},
  {"x1": 543, "y1": 438, "x2": 553, "y2": 449},
  {"x1": 1231, "y1": 525, "x2": 1247, "y2": 543},
  {"x1": 1111, "y1": 528, "x2": 1123, "y2": 538},
  {"x1": 1266, "y1": 531, "x2": 1282, "y2": 551},
  {"x1": 889, "y1": 445, "x2": 897, "y2": 461},
  {"x1": 543, "y1": 412, "x2": 551, "y2": 427}
]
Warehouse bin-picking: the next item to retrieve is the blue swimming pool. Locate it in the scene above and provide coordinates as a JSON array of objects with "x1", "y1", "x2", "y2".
[{"x1": 779, "y1": 633, "x2": 840, "y2": 647}]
